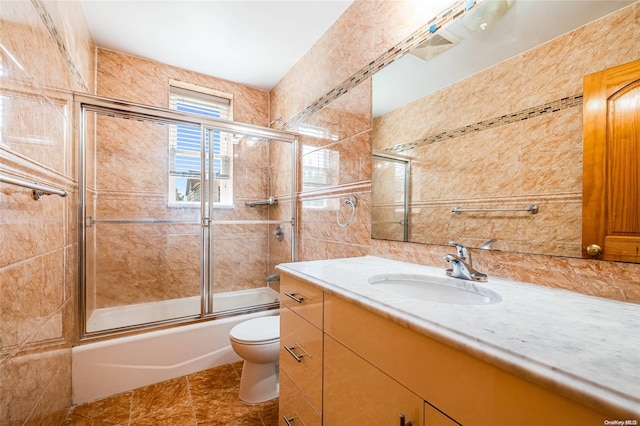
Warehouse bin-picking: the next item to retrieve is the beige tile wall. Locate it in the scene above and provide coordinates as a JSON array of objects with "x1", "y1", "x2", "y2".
[
  {"x1": 0, "y1": 1, "x2": 93, "y2": 423},
  {"x1": 91, "y1": 50, "x2": 288, "y2": 308},
  {"x1": 97, "y1": 49, "x2": 269, "y2": 126},
  {"x1": 270, "y1": 0, "x2": 640, "y2": 303}
]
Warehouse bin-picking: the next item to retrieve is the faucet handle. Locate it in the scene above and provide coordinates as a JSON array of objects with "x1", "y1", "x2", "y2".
[
  {"x1": 448, "y1": 241, "x2": 468, "y2": 260},
  {"x1": 480, "y1": 238, "x2": 497, "y2": 250},
  {"x1": 443, "y1": 254, "x2": 460, "y2": 278}
]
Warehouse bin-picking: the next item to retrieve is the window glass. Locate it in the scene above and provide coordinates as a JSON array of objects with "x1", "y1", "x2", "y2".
[{"x1": 168, "y1": 86, "x2": 233, "y2": 206}]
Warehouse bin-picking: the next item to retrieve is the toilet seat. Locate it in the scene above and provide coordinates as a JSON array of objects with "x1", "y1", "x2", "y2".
[{"x1": 229, "y1": 316, "x2": 279, "y2": 345}]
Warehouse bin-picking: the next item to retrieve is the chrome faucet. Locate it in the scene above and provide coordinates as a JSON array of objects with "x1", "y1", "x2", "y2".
[
  {"x1": 266, "y1": 274, "x2": 280, "y2": 282},
  {"x1": 443, "y1": 241, "x2": 488, "y2": 282}
]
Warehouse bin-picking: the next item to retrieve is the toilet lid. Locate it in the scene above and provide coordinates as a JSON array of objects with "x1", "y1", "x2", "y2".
[{"x1": 229, "y1": 316, "x2": 279, "y2": 345}]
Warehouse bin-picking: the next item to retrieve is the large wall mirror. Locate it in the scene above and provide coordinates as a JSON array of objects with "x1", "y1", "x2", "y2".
[{"x1": 371, "y1": 0, "x2": 638, "y2": 261}]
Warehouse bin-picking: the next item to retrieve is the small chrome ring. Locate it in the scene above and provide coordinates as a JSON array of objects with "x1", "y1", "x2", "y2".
[{"x1": 337, "y1": 196, "x2": 357, "y2": 227}]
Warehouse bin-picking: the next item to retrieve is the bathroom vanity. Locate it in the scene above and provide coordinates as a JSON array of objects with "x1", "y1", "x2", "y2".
[{"x1": 277, "y1": 256, "x2": 640, "y2": 425}]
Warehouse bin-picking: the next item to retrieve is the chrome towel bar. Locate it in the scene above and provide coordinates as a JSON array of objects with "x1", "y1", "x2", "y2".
[
  {"x1": 85, "y1": 217, "x2": 293, "y2": 227},
  {"x1": 0, "y1": 174, "x2": 67, "y2": 200},
  {"x1": 86, "y1": 218, "x2": 200, "y2": 227},
  {"x1": 452, "y1": 204, "x2": 539, "y2": 215}
]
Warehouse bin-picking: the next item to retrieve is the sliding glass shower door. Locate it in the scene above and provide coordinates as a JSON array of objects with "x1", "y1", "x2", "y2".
[
  {"x1": 371, "y1": 153, "x2": 410, "y2": 242},
  {"x1": 77, "y1": 95, "x2": 297, "y2": 338},
  {"x1": 81, "y1": 109, "x2": 204, "y2": 334},
  {"x1": 208, "y1": 133, "x2": 296, "y2": 315}
]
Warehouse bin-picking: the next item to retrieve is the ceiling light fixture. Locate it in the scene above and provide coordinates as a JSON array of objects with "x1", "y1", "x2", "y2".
[{"x1": 462, "y1": 0, "x2": 514, "y2": 33}]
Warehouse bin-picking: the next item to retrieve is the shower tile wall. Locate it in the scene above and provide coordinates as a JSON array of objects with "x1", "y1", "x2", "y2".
[
  {"x1": 92, "y1": 50, "x2": 276, "y2": 309},
  {"x1": 270, "y1": 0, "x2": 640, "y2": 302},
  {"x1": 0, "y1": 1, "x2": 93, "y2": 424}
]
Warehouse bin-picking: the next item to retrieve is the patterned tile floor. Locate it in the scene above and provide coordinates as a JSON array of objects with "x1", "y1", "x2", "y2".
[{"x1": 64, "y1": 362, "x2": 278, "y2": 426}]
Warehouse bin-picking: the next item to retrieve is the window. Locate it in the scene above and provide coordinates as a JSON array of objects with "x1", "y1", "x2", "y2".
[
  {"x1": 301, "y1": 144, "x2": 338, "y2": 209},
  {"x1": 168, "y1": 85, "x2": 233, "y2": 206}
]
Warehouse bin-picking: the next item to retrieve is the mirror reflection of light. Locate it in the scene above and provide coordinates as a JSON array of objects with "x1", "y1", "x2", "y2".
[
  {"x1": 298, "y1": 124, "x2": 338, "y2": 141},
  {"x1": 411, "y1": 0, "x2": 460, "y2": 22},
  {"x1": 584, "y1": 98, "x2": 604, "y2": 114},
  {"x1": 0, "y1": 42, "x2": 25, "y2": 73},
  {"x1": 616, "y1": 90, "x2": 639, "y2": 112}
]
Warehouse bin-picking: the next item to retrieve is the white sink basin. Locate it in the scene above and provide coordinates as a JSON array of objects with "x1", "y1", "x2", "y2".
[{"x1": 368, "y1": 273, "x2": 502, "y2": 305}]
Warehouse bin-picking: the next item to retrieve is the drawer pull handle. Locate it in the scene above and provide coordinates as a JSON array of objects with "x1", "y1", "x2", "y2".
[
  {"x1": 283, "y1": 415, "x2": 296, "y2": 426},
  {"x1": 400, "y1": 414, "x2": 412, "y2": 426},
  {"x1": 284, "y1": 292, "x2": 304, "y2": 303},
  {"x1": 284, "y1": 345, "x2": 304, "y2": 362}
]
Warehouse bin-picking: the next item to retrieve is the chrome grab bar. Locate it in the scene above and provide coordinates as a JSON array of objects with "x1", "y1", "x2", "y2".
[
  {"x1": 245, "y1": 196, "x2": 277, "y2": 207},
  {"x1": 452, "y1": 204, "x2": 539, "y2": 215},
  {"x1": 0, "y1": 174, "x2": 67, "y2": 200}
]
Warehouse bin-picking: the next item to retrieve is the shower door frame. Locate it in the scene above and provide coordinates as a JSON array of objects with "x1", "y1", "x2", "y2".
[
  {"x1": 75, "y1": 93, "x2": 298, "y2": 341},
  {"x1": 372, "y1": 151, "x2": 411, "y2": 242}
]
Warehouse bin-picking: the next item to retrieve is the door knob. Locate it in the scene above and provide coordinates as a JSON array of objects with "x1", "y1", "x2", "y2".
[{"x1": 586, "y1": 244, "x2": 602, "y2": 257}]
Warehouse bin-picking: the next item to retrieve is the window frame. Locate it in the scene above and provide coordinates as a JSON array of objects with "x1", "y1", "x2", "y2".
[{"x1": 167, "y1": 81, "x2": 234, "y2": 208}]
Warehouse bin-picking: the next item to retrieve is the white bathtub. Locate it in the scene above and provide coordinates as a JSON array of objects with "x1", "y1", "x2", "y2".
[
  {"x1": 86, "y1": 287, "x2": 280, "y2": 332},
  {"x1": 73, "y1": 288, "x2": 279, "y2": 404}
]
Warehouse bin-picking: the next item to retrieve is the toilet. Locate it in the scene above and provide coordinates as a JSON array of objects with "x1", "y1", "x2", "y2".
[{"x1": 229, "y1": 315, "x2": 280, "y2": 404}]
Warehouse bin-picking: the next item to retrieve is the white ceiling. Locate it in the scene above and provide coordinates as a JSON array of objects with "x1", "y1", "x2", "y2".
[
  {"x1": 81, "y1": 0, "x2": 635, "y2": 110},
  {"x1": 81, "y1": 0, "x2": 354, "y2": 91}
]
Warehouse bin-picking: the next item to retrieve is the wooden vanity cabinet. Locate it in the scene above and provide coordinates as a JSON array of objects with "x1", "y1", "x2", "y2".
[
  {"x1": 280, "y1": 307, "x2": 322, "y2": 410},
  {"x1": 279, "y1": 273, "x2": 610, "y2": 425},
  {"x1": 280, "y1": 273, "x2": 323, "y2": 328},
  {"x1": 323, "y1": 293, "x2": 608, "y2": 425},
  {"x1": 279, "y1": 276, "x2": 323, "y2": 425},
  {"x1": 279, "y1": 371, "x2": 321, "y2": 426},
  {"x1": 425, "y1": 403, "x2": 459, "y2": 425},
  {"x1": 323, "y1": 335, "x2": 426, "y2": 425}
]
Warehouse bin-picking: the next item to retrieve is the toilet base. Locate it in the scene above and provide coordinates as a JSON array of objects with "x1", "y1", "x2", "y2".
[{"x1": 238, "y1": 360, "x2": 279, "y2": 404}]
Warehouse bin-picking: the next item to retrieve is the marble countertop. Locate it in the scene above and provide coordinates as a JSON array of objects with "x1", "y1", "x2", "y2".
[{"x1": 277, "y1": 256, "x2": 640, "y2": 418}]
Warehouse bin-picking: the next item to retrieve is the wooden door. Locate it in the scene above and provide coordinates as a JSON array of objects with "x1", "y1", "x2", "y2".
[{"x1": 583, "y1": 59, "x2": 640, "y2": 262}]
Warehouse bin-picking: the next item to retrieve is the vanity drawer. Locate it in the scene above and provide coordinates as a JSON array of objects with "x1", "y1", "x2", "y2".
[
  {"x1": 323, "y1": 292, "x2": 605, "y2": 425},
  {"x1": 280, "y1": 274, "x2": 323, "y2": 328},
  {"x1": 279, "y1": 370, "x2": 322, "y2": 426},
  {"x1": 280, "y1": 306, "x2": 323, "y2": 411}
]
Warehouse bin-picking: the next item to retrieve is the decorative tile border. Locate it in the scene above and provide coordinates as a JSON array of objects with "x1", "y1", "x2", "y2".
[
  {"x1": 387, "y1": 94, "x2": 584, "y2": 153},
  {"x1": 31, "y1": 0, "x2": 89, "y2": 92},
  {"x1": 284, "y1": 0, "x2": 479, "y2": 130}
]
